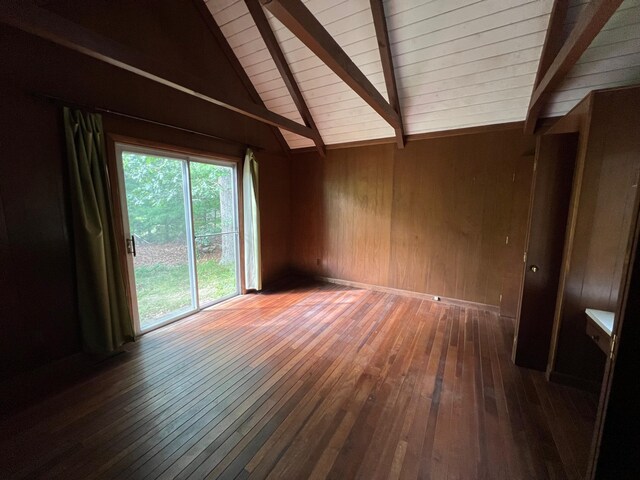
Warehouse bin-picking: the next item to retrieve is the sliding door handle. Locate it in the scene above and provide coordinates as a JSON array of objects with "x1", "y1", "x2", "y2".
[{"x1": 126, "y1": 235, "x2": 137, "y2": 257}]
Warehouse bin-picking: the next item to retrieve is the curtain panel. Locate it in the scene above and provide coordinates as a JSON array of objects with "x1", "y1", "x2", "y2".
[
  {"x1": 63, "y1": 107, "x2": 134, "y2": 353},
  {"x1": 243, "y1": 149, "x2": 262, "y2": 291}
]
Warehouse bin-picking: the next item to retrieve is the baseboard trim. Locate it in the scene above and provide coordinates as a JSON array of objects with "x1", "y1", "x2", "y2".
[
  {"x1": 315, "y1": 276, "x2": 500, "y2": 313},
  {"x1": 547, "y1": 370, "x2": 602, "y2": 393}
]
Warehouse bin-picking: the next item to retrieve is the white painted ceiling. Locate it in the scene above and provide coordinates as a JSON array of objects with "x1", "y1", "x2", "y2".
[
  {"x1": 544, "y1": 0, "x2": 640, "y2": 117},
  {"x1": 207, "y1": 0, "x2": 640, "y2": 149}
]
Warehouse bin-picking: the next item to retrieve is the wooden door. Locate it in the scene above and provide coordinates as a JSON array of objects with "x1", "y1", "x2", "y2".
[{"x1": 512, "y1": 133, "x2": 578, "y2": 370}]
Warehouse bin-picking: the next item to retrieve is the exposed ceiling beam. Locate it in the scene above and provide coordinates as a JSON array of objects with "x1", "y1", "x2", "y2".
[
  {"x1": 534, "y1": 0, "x2": 571, "y2": 90},
  {"x1": 260, "y1": 0, "x2": 401, "y2": 130},
  {"x1": 524, "y1": 0, "x2": 569, "y2": 135},
  {"x1": 191, "y1": 0, "x2": 291, "y2": 155},
  {"x1": 245, "y1": 0, "x2": 325, "y2": 157},
  {"x1": 524, "y1": 0, "x2": 623, "y2": 134},
  {"x1": 369, "y1": 0, "x2": 405, "y2": 148},
  {"x1": 0, "y1": 0, "x2": 316, "y2": 140}
]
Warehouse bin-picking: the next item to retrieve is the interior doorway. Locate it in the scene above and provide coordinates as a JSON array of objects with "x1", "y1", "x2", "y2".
[{"x1": 115, "y1": 144, "x2": 240, "y2": 334}]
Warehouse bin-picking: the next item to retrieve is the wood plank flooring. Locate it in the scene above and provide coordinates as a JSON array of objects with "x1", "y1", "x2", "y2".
[{"x1": 0, "y1": 281, "x2": 597, "y2": 479}]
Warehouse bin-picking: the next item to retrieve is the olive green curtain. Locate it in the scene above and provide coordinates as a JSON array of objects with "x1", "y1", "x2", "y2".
[
  {"x1": 63, "y1": 107, "x2": 134, "y2": 354},
  {"x1": 243, "y1": 148, "x2": 261, "y2": 291}
]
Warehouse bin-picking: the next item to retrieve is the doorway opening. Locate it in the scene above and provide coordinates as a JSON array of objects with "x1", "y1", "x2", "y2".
[{"x1": 115, "y1": 144, "x2": 240, "y2": 334}]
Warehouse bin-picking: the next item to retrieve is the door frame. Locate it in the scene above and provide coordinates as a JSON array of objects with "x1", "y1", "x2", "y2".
[
  {"x1": 113, "y1": 141, "x2": 242, "y2": 335},
  {"x1": 586, "y1": 169, "x2": 640, "y2": 478},
  {"x1": 511, "y1": 133, "x2": 579, "y2": 370}
]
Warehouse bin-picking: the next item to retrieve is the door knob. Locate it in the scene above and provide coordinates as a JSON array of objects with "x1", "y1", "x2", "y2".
[{"x1": 529, "y1": 265, "x2": 539, "y2": 273}]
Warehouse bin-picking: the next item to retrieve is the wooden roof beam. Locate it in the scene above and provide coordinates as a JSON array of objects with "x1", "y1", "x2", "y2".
[
  {"x1": 524, "y1": 0, "x2": 623, "y2": 134},
  {"x1": 0, "y1": 0, "x2": 316, "y2": 140},
  {"x1": 260, "y1": 0, "x2": 401, "y2": 130},
  {"x1": 370, "y1": 0, "x2": 405, "y2": 148},
  {"x1": 524, "y1": 0, "x2": 569, "y2": 134},
  {"x1": 192, "y1": 0, "x2": 291, "y2": 154},
  {"x1": 245, "y1": 0, "x2": 325, "y2": 157}
]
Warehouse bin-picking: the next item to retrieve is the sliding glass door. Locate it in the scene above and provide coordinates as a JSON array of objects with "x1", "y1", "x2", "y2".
[
  {"x1": 116, "y1": 144, "x2": 240, "y2": 333},
  {"x1": 190, "y1": 161, "x2": 240, "y2": 305}
]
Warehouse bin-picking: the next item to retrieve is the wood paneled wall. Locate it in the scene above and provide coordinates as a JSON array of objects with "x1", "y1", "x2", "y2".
[
  {"x1": 0, "y1": 1, "x2": 290, "y2": 380},
  {"x1": 593, "y1": 193, "x2": 640, "y2": 478},
  {"x1": 290, "y1": 129, "x2": 535, "y2": 308},
  {"x1": 0, "y1": 84, "x2": 80, "y2": 381},
  {"x1": 551, "y1": 87, "x2": 640, "y2": 384},
  {"x1": 258, "y1": 152, "x2": 291, "y2": 285}
]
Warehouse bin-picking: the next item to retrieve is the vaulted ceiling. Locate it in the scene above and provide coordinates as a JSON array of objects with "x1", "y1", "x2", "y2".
[
  {"x1": 544, "y1": 0, "x2": 640, "y2": 117},
  {"x1": 3, "y1": 1, "x2": 637, "y2": 153},
  {"x1": 207, "y1": 0, "x2": 640, "y2": 150}
]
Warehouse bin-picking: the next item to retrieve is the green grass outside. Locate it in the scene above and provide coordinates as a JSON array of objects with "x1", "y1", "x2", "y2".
[{"x1": 134, "y1": 259, "x2": 237, "y2": 328}]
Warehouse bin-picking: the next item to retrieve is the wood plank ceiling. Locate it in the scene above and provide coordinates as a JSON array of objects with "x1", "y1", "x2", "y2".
[
  {"x1": 543, "y1": 0, "x2": 640, "y2": 117},
  {"x1": 206, "y1": 0, "x2": 640, "y2": 149}
]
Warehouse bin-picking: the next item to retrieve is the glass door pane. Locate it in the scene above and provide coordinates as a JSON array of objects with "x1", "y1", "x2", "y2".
[
  {"x1": 121, "y1": 151, "x2": 196, "y2": 331},
  {"x1": 190, "y1": 161, "x2": 239, "y2": 305}
]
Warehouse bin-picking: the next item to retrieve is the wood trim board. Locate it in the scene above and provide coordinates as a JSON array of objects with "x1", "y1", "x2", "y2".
[
  {"x1": 289, "y1": 120, "x2": 550, "y2": 154},
  {"x1": 546, "y1": 94, "x2": 595, "y2": 378},
  {"x1": 315, "y1": 276, "x2": 501, "y2": 314}
]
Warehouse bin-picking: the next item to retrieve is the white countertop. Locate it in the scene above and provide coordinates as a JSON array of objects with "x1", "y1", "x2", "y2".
[{"x1": 585, "y1": 309, "x2": 615, "y2": 337}]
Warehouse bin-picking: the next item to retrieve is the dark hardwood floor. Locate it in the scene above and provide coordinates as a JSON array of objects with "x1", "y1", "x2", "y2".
[{"x1": 0, "y1": 282, "x2": 597, "y2": 479}]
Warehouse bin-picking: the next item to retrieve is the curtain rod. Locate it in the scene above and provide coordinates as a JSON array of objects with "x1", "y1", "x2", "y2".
[{"x1": 30, "y1": 92, "x2": 263, "y2": 151}]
